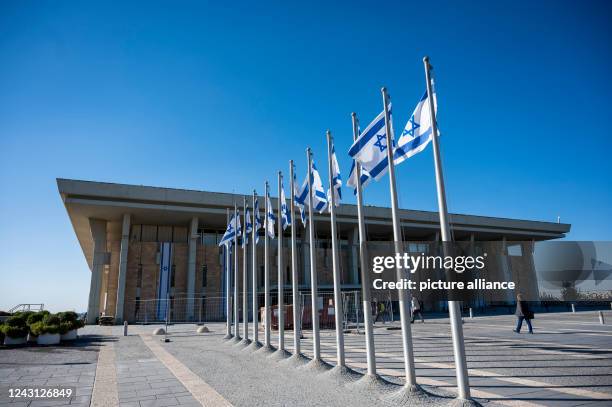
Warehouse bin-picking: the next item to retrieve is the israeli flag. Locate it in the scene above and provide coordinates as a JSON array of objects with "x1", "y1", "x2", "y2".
[
  {"x1": 293, "y1": 173, "x2": 308, "y2": 227},
  {"x1": 254, "y1": 198, "x2": 262, "y2": 244},
  {"x1": 280, "y1": 181, "x2": 291, "y2": 230},
  {"x1": 310, "y1": 161, "x2": 328, "y2": 213},
  {"x1": 243, "y1": 206, "x2": 252, "y2": 247},
  {"x1": 265, "y1": 193, "x2": 276, "y2": 238},
  {"x1": 346, "y1": 159, "x2": 372, "y2": 194},
  {"x1": 219, "y1": 214, "x2": 239, "y2": 246},
  {"x1": 329, "y1": 143, "x2": 342, "y2": 206},
  {"x1": 347, "y1": 104, "x2": 392, "y2": 181},
  {"x1": 394, "y1": 88, "x2": 437, "y2": 165}
]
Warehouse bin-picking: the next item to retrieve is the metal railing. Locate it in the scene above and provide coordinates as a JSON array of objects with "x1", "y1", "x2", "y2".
[{"x1": 8, "y1": 304, "x2": 45, "y2": 313}]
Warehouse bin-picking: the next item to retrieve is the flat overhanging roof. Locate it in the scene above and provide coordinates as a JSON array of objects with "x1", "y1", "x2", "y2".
[{"x1": 57, "y1": 178, "x2": 571, "y2": 270}]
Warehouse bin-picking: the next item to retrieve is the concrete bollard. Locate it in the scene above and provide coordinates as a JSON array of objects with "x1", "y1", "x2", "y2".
[
  {"x1": 599, "y1": 311, "x2": 605, "y2": 325},
  {"x1": 571, "y1": 303, "x2": 576, "y2": 313},
  {"x1": 469, "y1": 308, "x2": 474, "y2": 319},
  {"x1": 123, "y1": 321, "x2": 128, "y2": 336}
]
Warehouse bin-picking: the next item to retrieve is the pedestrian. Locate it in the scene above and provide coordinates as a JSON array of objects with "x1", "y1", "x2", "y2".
[
  {"x1": 411, "y1": 296, "x2": 424, "y2": 323},
  {"x1": 513, "y1": 294, "x2": 534, "y2": 334},
  {"x1": 374, "y1": 299, "x2": 387, "y2": 324}
]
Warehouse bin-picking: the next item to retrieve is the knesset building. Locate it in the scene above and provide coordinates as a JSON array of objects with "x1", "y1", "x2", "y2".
[{"x1": 57, "y1": 178, "x2": 570, "y2": 325}]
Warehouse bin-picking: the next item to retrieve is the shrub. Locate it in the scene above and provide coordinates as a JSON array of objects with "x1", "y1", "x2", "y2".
[
  {"x1": 5, "y1": 315, "x2": 27, "y2": 328},
  {"x1": 58, "y1": 311, "x2": 83, "y2": 331},
  {"x1": 26, "y1": 311, "x2": 49, "y2": 327},
  {"x1": 2, "y1": 324, "x2": 28, "y2": 338},
  {"x1": 29, "y1": 321, "x2": 60, "y2": 336},
  {"x1": 43, "y1": 314, "x2": 60, "y2": 326}
]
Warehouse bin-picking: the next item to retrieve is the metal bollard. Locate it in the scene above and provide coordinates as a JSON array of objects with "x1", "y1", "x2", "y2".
[
  {"x1": 469, "y1": 308, "x2": 474, "y2": 319},
  {"x1": 599, "y1": 311, "x2": 605, "y2": 325},
  {"x1": 571, "y1": 303, "x2": 576, "y2": 313},
  {"x1": 123, "y1": 321, "x2": 128, "y2": 336}
]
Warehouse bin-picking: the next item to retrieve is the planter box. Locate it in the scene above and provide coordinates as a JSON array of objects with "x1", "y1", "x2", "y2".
[
  {"x1": 4, "y1": 336, "x2": 27, "y2": 346},
  {"x1": 27, "y1": 333, "x2": 38, "y2": 343},
  {"x1": 61, "y1": 329, "x2": 78, "y2": 341},
  {"x1": 37, "y1": 333, "x2": 60, "y2": 345}
]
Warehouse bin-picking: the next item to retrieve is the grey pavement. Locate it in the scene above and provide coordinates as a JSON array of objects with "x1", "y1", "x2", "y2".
[{"x1": 1, "y1": 310, "x2": 611, "y2": 406}]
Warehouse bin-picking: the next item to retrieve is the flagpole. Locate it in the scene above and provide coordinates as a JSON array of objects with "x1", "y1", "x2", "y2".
[
  {"x1": 252, "y1": 190, "x2": 260, "y2": 347},
  {"x1": 264, "y1": 181, "x2": 272, "y2": 349},
  {"x1": 289, "y1": 160, "x2": 301, "y2": 356},
  {"x1": 224, "y1": 208, "x2": 232, "y2": 339},
  {"x1": 277, "y1": 171, "x2": 286, "y2": 353},
  {"x1": 306, "y1": 147, "x2": 321, "y2": 362},
  {"x1": 233, "y1": 202, "x2": 241, "y2": 341},
  {"x1": 351, "y1": 113, "x2": 377, "y2": 376},
  {"x1": 382, "y1": 87, "x2": 417, "y2": 387},
  {"x1": 326, "y1": 131, "x2": 345, "y2": 368},
  {"x1": 242, "y1": 195, "x2": 250, "y2": 344},
  {"x1": 423, "y1": 56, "x2": 471, "y2": 400}
]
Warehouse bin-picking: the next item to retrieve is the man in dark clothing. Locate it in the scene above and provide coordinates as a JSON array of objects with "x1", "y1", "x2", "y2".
[{"x1": 513, "y1": 294, "x2": 534, "y2": 334}]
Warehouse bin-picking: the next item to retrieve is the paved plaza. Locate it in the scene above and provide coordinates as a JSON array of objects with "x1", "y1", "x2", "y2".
[{"x1": 1, "y1": 311, "x2": 611, "y2": 406}]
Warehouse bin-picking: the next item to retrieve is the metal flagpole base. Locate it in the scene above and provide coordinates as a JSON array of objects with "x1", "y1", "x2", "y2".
[
  {"x1": 254, "y1": 344, "x2": 276, "y2": 355},
  {"x1": 319, "y1": 365, "x2": 362, "y2": 385},
  {"x1": 384, "y1": 383, "x2": 441, "y2": 406},
  {"x1": 347, "y1": 373, "x2": 396, "y2": 392},
  {"x1": 300, "y1": 357, "x2": 333, "y2": 373},
  {"x1": 278, "y1": 352, "x2": 309, "y2": 367},
  {"x1": 235, "y1": 338, "x2": 252, "y2": 348},
  {"x1": 243, "y1": 340, "x2": 263, "y2": 352},
  {"x1": 268, "y1": 348, "x2": 291, "y2": 361},
  {"x1": 228, "y1": 335, "x2": 242, "y2": 344}
]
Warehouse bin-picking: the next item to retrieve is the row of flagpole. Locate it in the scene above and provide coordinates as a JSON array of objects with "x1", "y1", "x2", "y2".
[{"x1": 218, "y1": 57, "x2": 471, "y2": 401}]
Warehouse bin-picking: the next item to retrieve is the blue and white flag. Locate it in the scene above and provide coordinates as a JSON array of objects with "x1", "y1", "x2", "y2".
[
  {"x1": 310, "y1": 161, "x2": 328, "y2": 213},
  {"x1": 280, "y1": 181, "x2": 291, "y2": 230},
  {"x1": 219, "y1": 214, "x2": 239, "y2": 246},
  {"x1": 265, "y1": 193, "x2": 276, "y2": 238},
  {"x1": 347, "y1": 104, "x2": 393, "y2": 181},
  {"x1": 328, "y1": 143, "x2": 342, "y2": 207},
  {"x1": 293, "y1": 172, "x2": 308, "y2": 227},
  {"x1": 394, "y1": 87, "x2": 437, "y2": 165},
  {"x1": 243, "y1": 206, "x2": 252, "y2": 247},
  {"x1": 254, "y1": 198, "x2": 262, "y2": 244},
  {"x1": 346, "y1": 159, "x2": 372, "y2": 194}
]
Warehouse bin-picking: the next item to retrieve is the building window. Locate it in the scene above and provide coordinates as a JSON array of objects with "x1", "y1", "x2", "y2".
[
  {"x1": 170, "y1": 265, "x2": 176, "y2": 287},
  {"x1": 202, "y1": 265, "x2": 208, "y2": 287},
  {"x1": 134, "y1": 297, "x2": 141, "y2": 318},
  {"x1": 286, "y1": 266, "x2": 291, "y2": 284}
]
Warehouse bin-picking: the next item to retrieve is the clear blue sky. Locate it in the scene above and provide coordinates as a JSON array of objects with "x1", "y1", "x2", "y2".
[{"x1": 1, "y1": 1, "x2": 611, "y2": 311}]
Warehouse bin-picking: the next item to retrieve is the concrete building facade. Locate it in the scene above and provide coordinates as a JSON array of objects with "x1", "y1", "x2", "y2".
[{"x1": 57, "y1": 179, "x2": 570, "y2": 324}]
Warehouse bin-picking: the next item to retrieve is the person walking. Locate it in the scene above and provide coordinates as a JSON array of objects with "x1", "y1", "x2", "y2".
[
  {"x1": 411, "y1": 296, "x2": 424, "y2": 323},
  {"x1": 374, "y1": 299, "x2": 387, "y2": 324},
  {"x1": 513, "y1": 294, "x2": 534, "y2": 334}
]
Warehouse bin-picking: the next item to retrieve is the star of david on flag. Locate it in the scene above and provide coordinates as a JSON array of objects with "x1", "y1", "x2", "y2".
[
  {"x1": 394, "y1": 86, "x2": 437, "y2": 165},
  {"x1": 347, "y1": 103, "x2": 393, "y2": 182},
  {"x1": 219, "y1": 214, "x2": 239, "y2": 246},
  {"x1": 310, "y1": 161, "x2": 328, "y2": 213}
]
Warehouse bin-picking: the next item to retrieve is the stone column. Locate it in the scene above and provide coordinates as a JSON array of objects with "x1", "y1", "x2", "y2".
[
  {"x1": 186, "y1": 217, "x2": 199, "y2": 320},
  {"x1": 87, "y1": 219, "x2": 107, "y2": 325},
  {"x1": 115, "y1": 214, "x2": 131, "y2": 324}
]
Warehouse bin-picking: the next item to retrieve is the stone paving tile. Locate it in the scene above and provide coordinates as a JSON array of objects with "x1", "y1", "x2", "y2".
[{"x1": 113, "y1": 335, "x2": 200, "y2": 406}]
